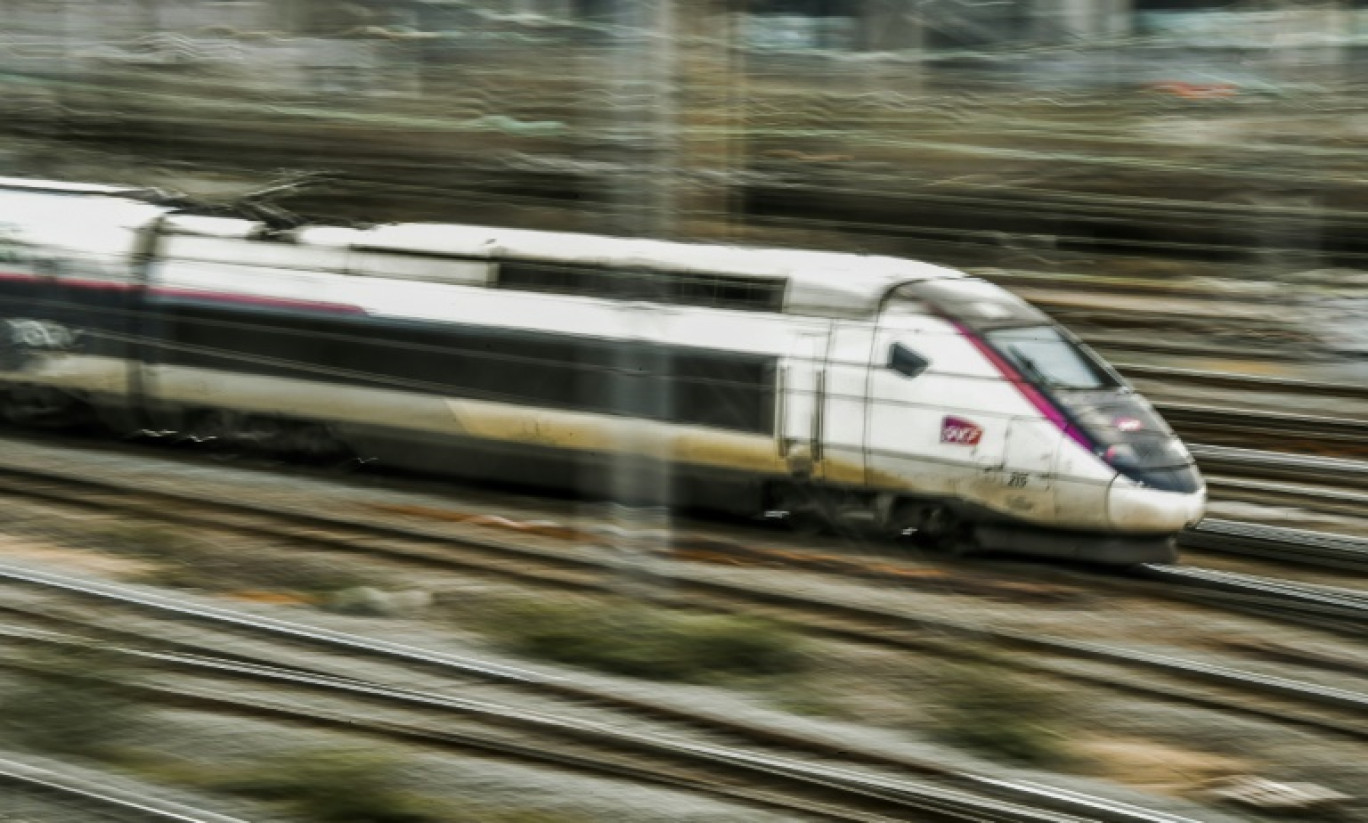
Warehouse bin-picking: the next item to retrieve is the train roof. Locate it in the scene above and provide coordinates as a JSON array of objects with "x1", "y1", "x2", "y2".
[
  {"x1": 0, "y1": 177, "x2": 966, "y2": 320},
  {"x1": 294, "y1": 222, "x2": 966, "y2": 319},
  {"x1": 0, "y1": 185, "x2": 170, "y2": 256},
  {"x1": 0, "y1": 177, "x2": 154, "y2": 197}
]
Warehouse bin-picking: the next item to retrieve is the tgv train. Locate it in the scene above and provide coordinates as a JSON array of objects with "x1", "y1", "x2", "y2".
[{"x1": 0, "y1": 177, "x2": 1204, "y2": 564}]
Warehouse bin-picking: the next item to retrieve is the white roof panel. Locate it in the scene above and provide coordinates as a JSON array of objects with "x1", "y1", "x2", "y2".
[
  {"x1": 0, "y1": 189, "x2": 168, "y2": 255},
  {"x1": 294, "y1": 226, "x2": 373, "y2": 248},
  {"x1": 0, "y1": 176, "x2": 150, "y2": 196},
  {"x1": 163, "y1": 214, "x2": 260, "y2": 239},
  {"x1": 345, "y1": 222, "x2": 962, "y2": 318}
]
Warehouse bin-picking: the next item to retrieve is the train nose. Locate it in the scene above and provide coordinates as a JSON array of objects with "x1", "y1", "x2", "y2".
[{"x1": 1106, "y1": 478, "x2": 1206, "y2": 533}]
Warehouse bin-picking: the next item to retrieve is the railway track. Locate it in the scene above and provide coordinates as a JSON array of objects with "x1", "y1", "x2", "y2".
[
  {"x1": 0, "y1": 427, "x2": 1364, "y2": 607},
  {"x1": 1123, "y1": 364, "x2": 1368, "y2": 404},
  {"x1": 0, "y1": 444, "x2": 1363, "y2": 623},
  {"x1": 1181, "y1": 519, "x2": 1368, "y2": 571},
  {"x1": 1191, "y1": 442, "x2": 1368, "y2": 516},
  {"x1": 1205, "y1": 475, "x2": 1368, "y2": 518},
  {"x1": 1192, "y1": 444, "x2": 1368, "y2": 491},
  {"x1": 0, "y1": 755, "x2": 249, "y2": 823},
  {"x1": 0, "y1": 443, "x2": 1367, "y2": 763},
  {"x1": 1162, "y1": 403, "x2": 1368, "y2": 459},
  {"x1": 0, "y1": 577, "x2": 1207, "y2": 823},
  {"x1": 0, "y1": 640, "x2": 1036, "y2": 822},
  {"x1": 1135, "y1": 563, "x2": 1368, "y2": 635}
]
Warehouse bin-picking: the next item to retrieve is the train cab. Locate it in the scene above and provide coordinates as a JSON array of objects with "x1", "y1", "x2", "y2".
[{"x1": 884, "y1": 278, "x2": 1205, "y2": 559}]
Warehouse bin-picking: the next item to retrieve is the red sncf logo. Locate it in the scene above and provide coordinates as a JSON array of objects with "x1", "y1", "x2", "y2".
[{"x1": 940, "y1": 416, "x2": 983, "y2": 446}]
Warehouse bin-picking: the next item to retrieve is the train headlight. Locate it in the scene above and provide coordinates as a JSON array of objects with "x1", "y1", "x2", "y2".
[{"x1": 1100, "y1": 444, "x2": 1139, "y2": 467}]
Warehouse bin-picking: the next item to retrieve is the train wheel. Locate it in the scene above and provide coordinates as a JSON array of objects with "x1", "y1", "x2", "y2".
[
  {"x1": 896, "y1": 503, "x2": 975, "y2": 555},
  {"x1": 785, "y1": 509, "x2": 828, "y2": 537},
  {"x1": 771, "y1": 484, "x2": 834, "y2": 536}
]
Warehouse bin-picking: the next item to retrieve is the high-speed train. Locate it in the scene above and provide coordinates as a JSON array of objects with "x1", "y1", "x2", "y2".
[{"x1": 0, "y1": 177, "x2": 1204, "y2": 564}]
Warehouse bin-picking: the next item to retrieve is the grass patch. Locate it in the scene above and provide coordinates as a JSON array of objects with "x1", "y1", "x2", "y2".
[
  {"x1": 218, "y1": 749, "x2": 440, "y2": 823},
  {"x1": 90, "y1": 522, "x2": 372, "y2": 595},
  {"x1": 0, "y1": 646, "x2": 147, "y2": 757},
  {"x1": 767, "y1": 681, "x2": 842, "y2": 717},
  {"x1": 930, "y1": 662, "x2": 1070, "y2": 766},
  {"x1": 476, "y1": 599, "x2": 807, "y2": 682},
  {"x1": 203, "y1": 748, "x2": 589, "y2": 823}
]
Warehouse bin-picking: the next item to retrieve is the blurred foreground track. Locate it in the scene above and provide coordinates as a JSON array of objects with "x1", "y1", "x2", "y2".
[
  {"x1": 0, "y1": 753, "x2": 250, "y2": 823},
  {"x1": 2, "y1": 439, "x2": 1368, "y2": 758},
  {"x1": 1182, "y1": 519, "x2": 1368, "y2": 571},
  {"x1": 0, "y1": 576, "x2": 1207, "y2": 823}
]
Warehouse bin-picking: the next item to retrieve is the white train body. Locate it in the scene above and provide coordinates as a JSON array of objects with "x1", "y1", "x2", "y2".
[{"x1": 0, "y1": 179, "x2": 1205, "y2": 563}]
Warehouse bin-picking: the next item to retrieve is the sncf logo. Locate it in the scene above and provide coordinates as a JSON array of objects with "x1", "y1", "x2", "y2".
[{"x1": 940, "y1": 416, "x2": 983, "y2": 446}]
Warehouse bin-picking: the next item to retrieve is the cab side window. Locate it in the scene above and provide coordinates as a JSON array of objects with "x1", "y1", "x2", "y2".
[{"x1": 888, "y1": 343, "x2": 928, "y2": 378}]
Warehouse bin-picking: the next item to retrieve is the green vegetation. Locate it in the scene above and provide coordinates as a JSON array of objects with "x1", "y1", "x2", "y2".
[
  {"x1": 217, "y1": 749, "x2": 440, "y2": 823},
  {"x1": 210, "y1": 748, "x2": 589, "y2": 823},
  {"x1": 91, "y1": 523, "x2": 192, "y2": 557},
  {"x1": 767, "y1": 681, "x2": 841, "y2": 717},
  {"x1": 0, "y1": 646, "x2": 146, "y2": 756},
  {"x1": 931, "y1": 662, "x2": 1069, "y2": 766},
  {"x1": 477, "y1": 599, "x2": 808, "y2": 682},
  {"x1": 92, "y1": 522, "x2": 371, "y2": 595}
]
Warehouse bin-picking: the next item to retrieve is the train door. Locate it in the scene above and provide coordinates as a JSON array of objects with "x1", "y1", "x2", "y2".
[
  {"x1": 820, "y1": 323, "x2": 872, "y2": 486},
  {"x1": 779, "y1": 329, "x2": 829, "y2": 481},
  {"x1": 1000, "y1": 417, "x2": 1058, "y2": 520},
  {"x1": 865, "y1": 323, "x2": 1004, "y2": 497}
]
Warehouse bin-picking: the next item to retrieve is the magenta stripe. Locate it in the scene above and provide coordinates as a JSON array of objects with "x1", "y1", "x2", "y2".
[
  {"x1": 56, "y1": 277, "x2": 132, "y2": 291},
  {"x1": 150, "y1": 287, "x2": 366, "y2": 316},
  {"x1": 0, "y1": 270, "x2": 137, "y2": 291},
  {"x1": 951, "y1": 322, "x2": 1094, "y2": 451}
]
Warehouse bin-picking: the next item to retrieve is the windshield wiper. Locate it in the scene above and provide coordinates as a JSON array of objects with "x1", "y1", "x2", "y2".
[{"x1": 1010, "y1": 350, "x2": 1059, "y2": 388}]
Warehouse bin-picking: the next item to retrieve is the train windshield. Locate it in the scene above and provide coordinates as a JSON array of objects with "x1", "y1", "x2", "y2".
[{"x1": 985, "y1": 326, "x2": 1120, "y2": 391}]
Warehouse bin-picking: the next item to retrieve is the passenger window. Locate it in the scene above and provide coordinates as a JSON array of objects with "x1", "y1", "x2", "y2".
[{"x1": 888, "y1": 343, "x2": 928, "y2": 378}]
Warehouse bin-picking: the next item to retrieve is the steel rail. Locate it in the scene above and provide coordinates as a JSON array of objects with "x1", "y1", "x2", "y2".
[
  {"x1": 1182, "y1": 519, "x2": 1368, "y2": 571},
  {"x1": 1204, "y1": 475, "x2": 1368, "y2": 516},
  {"x1": 1140, "y1": 565, "x2": 1368, "y2": 610},
  {"x1": 0, "y1": 623, "x2": 1187, "y2": 823},
  {"x1": 12, "y1": 424, "x2": 1368, "y2": 575},
  {"x1": 1135, "y1": 564, "x2": 1368, "y2": 634},
  {"x1": 0, "y1": 452, "x2": 1365, "y2": 681},
  {"x1": 1191, "y1": 444, "x2": 1368, "y2": 490},
  {"x1": 1119, "y1": 363, "x2": 1368, "y2": 402},
  {"x1": 0, "y1": 756, "x2": 250, "y2": 823},
  {"x1": 1157, "y1": 402, "x2": 1368, "y2": 450},
  {"x1": 0, "y1": 641, "x2": 959, "y2": 823},
  {"x1": 5, "y1": 553, "x2": 1368, "y2": 750},
  {"x1": 8, "y1": 451, "x2": 1368, "y2": 629},
  {"x1": 1169, "y1": 567, "x2": 1368, "y2": 607}
]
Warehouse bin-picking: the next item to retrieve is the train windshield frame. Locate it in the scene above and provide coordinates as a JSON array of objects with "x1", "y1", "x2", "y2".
[{"x1": 888, "y1": 278, "x2": 1051, "y2": 329}]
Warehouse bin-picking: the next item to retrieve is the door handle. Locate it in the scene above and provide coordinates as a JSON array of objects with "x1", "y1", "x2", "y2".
[{"x1": 811, "y1": 369, "x2": 825, "y2": 462}]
